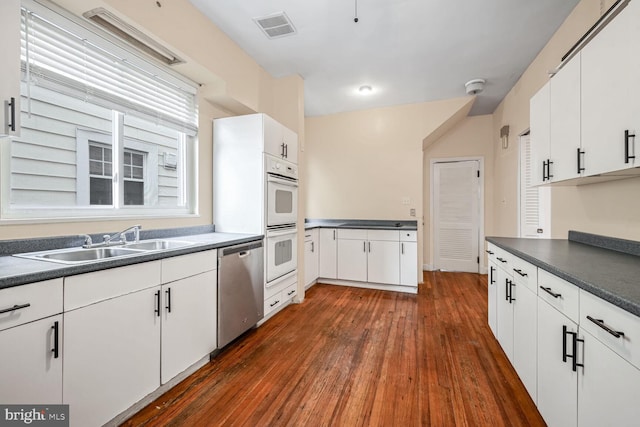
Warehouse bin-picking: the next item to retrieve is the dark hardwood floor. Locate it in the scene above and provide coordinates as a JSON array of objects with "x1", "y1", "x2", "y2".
[{"x1": 122, "y1": 272, "x2": 545, "y2": 426}]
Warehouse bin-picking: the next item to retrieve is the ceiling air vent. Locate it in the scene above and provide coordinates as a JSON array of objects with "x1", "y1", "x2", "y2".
[
  {"x1": 253, "y1": 12, "x2": 296, "y2": 39},
  {"x1": 83, "y1": 8, "x2": 184, "y2": 66}
]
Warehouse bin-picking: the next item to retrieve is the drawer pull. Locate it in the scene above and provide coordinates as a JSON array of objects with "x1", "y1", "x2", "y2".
[
  {"x1": 540, "y1": 286, "x2": 561, "y2": 299},
  {"x1": 496, "y1": 257, "x2": 507, "y2": 263},
  {"x1": 0, "y1": 303, "x2": 31, "y2": 314},
  {"x1": 563, "y1": 325, "x2": 584, "y2": 372},
  {"x1": 485, "y1": 250, "x2": 494, "y2": 255},
  {"x1": 270, "y1": 300, "x2": 280, "y2": 307},
  {"x1": 513, "y1": 268, "x2": 528, "y2": 277},
  {"x1": 586, "y1": 315, "x2": 625, "y2": 339},
  {"x1": 154, "y1": 291, "x2": 161, "y2": 317},
  {"x1": 287, "y1": 290, "x2": 295, "y2": 296}
]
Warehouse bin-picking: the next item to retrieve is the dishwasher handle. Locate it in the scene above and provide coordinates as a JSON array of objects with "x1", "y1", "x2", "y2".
[{"x1": 220, "y1": 240, "x2": 263, "y2": 257}]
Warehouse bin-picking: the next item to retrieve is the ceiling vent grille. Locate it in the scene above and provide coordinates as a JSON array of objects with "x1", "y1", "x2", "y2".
[
  {"x1": 83, "y1": 8, "x2": 184, "y2": 66},
  {"x1": 253, "y1": 12, "x2": 296, "y2": 39}
]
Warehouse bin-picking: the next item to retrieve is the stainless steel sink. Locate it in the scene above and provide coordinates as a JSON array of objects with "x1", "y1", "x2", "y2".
[
  {"x1": 123, "y1": 240, "x2": 195, "y2": 251},
  {"x1": 16, "y1": 247, "x2": 145, "y2": 264}
]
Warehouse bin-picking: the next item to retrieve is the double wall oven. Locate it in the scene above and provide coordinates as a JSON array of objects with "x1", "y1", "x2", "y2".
[{"x1": 264, "y1": 154, "x2": 298, "y2": 285}]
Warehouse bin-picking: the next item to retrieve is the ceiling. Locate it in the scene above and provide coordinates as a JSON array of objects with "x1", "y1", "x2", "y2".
[{"x1": 188, "y1": 0, "x2": 581, "y2": 117}]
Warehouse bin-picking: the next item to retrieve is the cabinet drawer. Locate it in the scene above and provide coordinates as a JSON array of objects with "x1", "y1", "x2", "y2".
[
  {"x1": 283, "y1": 283, "x2": 298, "y2": 300},
  {"x1": 486, "y1": 243, "x2": 498, "y2": 263},
  {"x1": 162, "y1": 249, "x2": 217, "y2": 283},
  {"x1": 367, "y1": 230, "x2": 399, "y2": 241},
  {"x1": 400, "y1": 231, "x2": 417, "y2": 242},
  {"x1": 493, "y1": 247, "x2": 512, "y2": 273},
  {"x1": 0, "y1": 279, "x2": 63, "y2": 331},
  {"x1": 538, "y1": 269, "x2": 579, "y2": 323},
  {"x1": 511, "y1": 256, "x2": 538, "y2": 293},
  {"x1": 264, "y1": 292, "x2": 284, "y2": 316},
  {"x1": 65, "y1": 261, "x2": 162, "y2": 311},
  {"x1": 580, "y1": 290, "x2": 640, "y2": 370},
  {"x1": 337, "y1": 229, "x2": 367, "y2": 240}
]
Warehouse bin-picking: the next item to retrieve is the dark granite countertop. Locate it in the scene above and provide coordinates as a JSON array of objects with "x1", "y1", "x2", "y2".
[
  {"x1": 0, "y1": 231, "x2": 262, "y2": 290},
  {"x1": 305, "y1": 219, "x2": 418, "y2": 231},
  {"x1": 486, "y1": 233, "x2": 640, "y2": 317}
]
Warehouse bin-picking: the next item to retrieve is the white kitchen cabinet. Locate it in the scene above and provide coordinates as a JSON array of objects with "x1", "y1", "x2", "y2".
[
  {"x1": 318, "y1": 228, "x2": 337, "y2": 279},
  {"x1": 0, "y1": 0, "x2": 21, "y2": 137},
  {"x1": 161, "y1": 269, "x2": 217, "y2": 384},
  {"x1": 578, "y1": 328, "x2": 640, "y2": 427},
  {"x1": 487, "y1": 259, "x2": 498, "y2": 336},
  {"x1": 63, "y1": 286, "x2": 161, "y2": 427},
  {"x1": 304, "y1": 229, "x2": 319, "y2": 288},
  {"x1": 512, "y1": 283, "x2": 537, "y2": 403},
  {"x1": 264, "y1": 114, "x2": 298, "y2": 163},
  {"x1": 367, "y1": 239, "x2": 400, "y2": 285},
  {"x1": 337, "y1": 238, "x2": 368, "y2": 282},
  {"x1": 581, "y1": 0, "x2": 639, "y2": 176},
  {"x1": 537, "y1": 297, "x2": 579, "y2": 427},
  {"x1": 549, "y1": 53, "x2": 583, "y2": 182},
  {"x1": 0, "y1": 315, "x2": 62, "y2": 404},
  {"x1": 400, "y1": 243, "x2": 418, "y2": 286},
  {"x1": 530, "y1": 82, "x2": 551, "y2": 186},
  {"x1": 496, "y1": 267, "x2": 515, "y2": 362}
]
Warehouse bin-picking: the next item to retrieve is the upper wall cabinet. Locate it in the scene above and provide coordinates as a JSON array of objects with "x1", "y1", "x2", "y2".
[
  {"x1": 530, "y1": 82, "x2": 550, "y2": 186},
  {"x1": 581, "y1": 0, "x2": 639, "y2": 176},
  {"x1": 0, "y1": 0, "x2": 21, "y2": 137},
  {"x1": 264, "y1": 114, "x2": 298, "y2": 164}
]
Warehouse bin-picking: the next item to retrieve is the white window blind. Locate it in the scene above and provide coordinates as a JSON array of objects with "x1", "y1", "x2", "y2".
[{"x1": 20, "y1": 0, "x2": 198, "y2": 136}]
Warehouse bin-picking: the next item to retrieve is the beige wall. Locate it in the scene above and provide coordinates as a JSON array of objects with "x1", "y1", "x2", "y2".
[
  {"x1": 491, "y1": 0, "x2": 640, "y2": 241},
  {"x1": 0, "y1": 0, "x2": 304, "y2": 239},
  {"x1": 304, "y1": 96, "x2": 472, "y2": 274},
  {"x1": 422, "y1": 115, "x2": 493, "y2": 270}
]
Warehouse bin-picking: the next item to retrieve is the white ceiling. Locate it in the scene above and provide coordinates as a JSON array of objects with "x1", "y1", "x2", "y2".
[{"x1": 188, "y1": 0, "x2": 580, "y2": 117}]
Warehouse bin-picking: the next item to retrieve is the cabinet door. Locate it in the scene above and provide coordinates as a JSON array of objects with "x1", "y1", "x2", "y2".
[
  {"x1": 496, "y1": 268, "x2": 514, "y2": 362},
  {"x1": 64, "y1": 287, "x2": 160, "y2": 427},
  {"x1": 263, "y1": 114, "x2": 285, "y2": 158},
  {"x1": 537, "y1": 299, "x2": 578, "y2": 427},
  {"x1": 550, "y1": 53, "x2": 582, "y2": 182},
  {"x1": 367, "y1": 240, "x2": 400, "y2": 285},
  {"x1": 0, "y1": 0, "x2": 20, "y2": 136},
  {"x1": 513, "y1": 285, "x2": 538, "y2": 403},
  {"x1": 161, "y1": 270, "x2": 217, "y2": 384},
  {"x1": 304, "y1": 238, "x2": 319, "y2": 287},
  {"x1": 319, "y1": 228, "x2": 337, "y2": 279},
  {"x1": 581, "y1": 0, "x2": 637, "y2": 175},
  {"x1": 578, "y1": 329, "x2": 640, "y2": 427},
  {"x1": 0, "y1": 315, "x2": 62, "y2": 404},
  {"x1": 530, "y1": 82, "x2": 551, "y2": 186},
  {"x1": 487, "y1": 261, "x2": 498, "y2": 337},
  {"x1": 282, "y1": 124, "x2": 298, "y2": 164},
  {"x1": 337, "y1": 239, "x2": 367, "y2": 282},
  {"x1": 400, "y1": 241, "x2": 418, "y2": 286}
]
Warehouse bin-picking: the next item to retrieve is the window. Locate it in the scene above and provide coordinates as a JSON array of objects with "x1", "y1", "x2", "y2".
[{"x1": 0, "y1": 0, "x2": 198, "y2": 221}]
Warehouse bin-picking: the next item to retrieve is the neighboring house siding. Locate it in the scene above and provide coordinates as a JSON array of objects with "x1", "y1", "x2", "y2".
[{"x1": 11, "y1": 85, "x2": 181, "y2": 208}]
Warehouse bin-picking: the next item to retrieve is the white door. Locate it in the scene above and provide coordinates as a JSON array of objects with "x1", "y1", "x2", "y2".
[
  {"x1": 318, "y1": 229, "x2": 337, "y2": 279},
  {"x1": 400, "y1": 241, "x2": 418, "y2": 286},
  {"x1": 433, "y1": 160, "x2": 480, "y2": 272},
  {"x1": 367, "y1": 240, "x2": 400, "y2": 285},
  {"x1": 530, "y1": 82, "x2": 551, "y2": 186},
  {"x1": 520, "y1": 134, "x2": 550, "y2": 238},
  {"x1": 161, "y1": 270, "x2": 217, "y2": 384},
  {"x1": 337, "y1": 239, "x2": 367, "y2": 282},
  {"x1": 512, "y1": 284, "x2": 538, "y2": 403},
  {"x1": 487, "y1": 261, "x2": 498, "y2": 336},
  {"x1": 496, "y1": 268, "x2": 514, "y2": 362}
]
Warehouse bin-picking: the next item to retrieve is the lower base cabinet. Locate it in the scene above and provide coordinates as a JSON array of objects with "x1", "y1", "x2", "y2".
[
  {"x1": 63, "y1": 287, "x2": 161, "y2": 427},
  {"x1": 0, "y1": 315, "x2": 62, "y2": 404},
  {"x1": 487, "y1": 261, "x2": 498, "y2": 336}
]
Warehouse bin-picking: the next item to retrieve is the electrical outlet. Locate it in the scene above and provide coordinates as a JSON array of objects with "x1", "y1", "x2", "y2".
[{"x1": 410, "y1": 208, "x2": 416, "y2": 217}]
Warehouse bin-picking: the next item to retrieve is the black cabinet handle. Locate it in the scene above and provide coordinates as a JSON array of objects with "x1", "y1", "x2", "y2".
[
  {"x1": 0, "y1": 303, "x2": 31, "y2": 315},
  {"x1": 51, "y1": 321, "x2": 59, "y2": 359},
  {"x1": 7, "y1": 97, "x2": 16, "y2": 132},
  {"x1": 311, "y1": 241, "x2": 314, "y2": 252},
  {"x1": 542, "y1": 160, "x2": 547, "y2": 182},
  {"x1": 540, "y1": 286, "x2": 561, "y2": 299},
  {"x1": 287, "y1": 289, "x2": 295, "y2": 296},
  {"x1": 577, "y1": 148, "x2": 585, "y2": 174},
  {"x1": 363, "y1": 241, "x2": 366, "y2": 252},
  {"x1": 270, "y1": 299, "x2": 280, "y2": 307},
  {"x1": 513, "y1": 268, "x2": 527, "y2": 277},
  {"x1": 505, "y1": 279, "x2": 510, "y2": 301},
  {"x1": 562, "y1": 325, "x2": 584, "y2": 372},
  {"x1": 489, "y1": 266, "x2": 495, "y2": 284},
  {"x1": 547, "y1": 160, "x2": 554, "y2": 179},
  {"x1": 625, "y1": 130, "x2": 636, "y2": 164},
  {"x1": 401, "y1": 243, "x2": 404, "y2": 255},
  {"x1": 485, "y1": 250, "x2": 494, "y2": 255},
  {"x1": 508, "y1": 280, "x2": 516, "y2": 303},
  {"x1": 368, "y1": 242, "x2": 371, "y2": 253},
  {"x1": 285, "y1": 143, "x2": 288, "y2": 158},
  {"x1": 154, "y1": 291, "x2": 161, "y2": 317},
  {"x1": 496, "y1": 257, "x2": 507, "y2": 263},
  {"x1": 586, "y1": 315, "x2": 625, "y2": 338},
  {"x1": 165, "y1": 288, "x2": 171, "y2": 313}
]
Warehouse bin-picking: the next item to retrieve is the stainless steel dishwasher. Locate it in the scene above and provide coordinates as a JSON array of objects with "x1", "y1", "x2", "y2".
[{"x1": 217, "y1": 240, "x2": 264, "y2": 349}]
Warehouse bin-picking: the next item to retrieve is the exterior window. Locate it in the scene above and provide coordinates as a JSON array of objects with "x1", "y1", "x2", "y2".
[{"x1": 1, "y1": 0, "x2": 198, "y2": 221}]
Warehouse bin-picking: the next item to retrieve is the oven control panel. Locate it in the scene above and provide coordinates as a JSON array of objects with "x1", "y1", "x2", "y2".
[{"x1": 266, "y1": 154, "x2": 297, "y2": 179}]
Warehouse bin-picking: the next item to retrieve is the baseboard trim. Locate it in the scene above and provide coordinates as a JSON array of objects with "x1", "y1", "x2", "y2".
[
  {"x1": 423, "y1": 264, "x2": 434, "y2": 271},
  {"x1": 318, "y1": 278, "x2": 418, "y2": 295}
]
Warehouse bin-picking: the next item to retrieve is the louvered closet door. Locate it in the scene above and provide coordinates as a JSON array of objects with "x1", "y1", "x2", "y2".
[
  {"x1": 433, "y1": 160, "x2": 479, "y2": 272},
  {"x1": 520, "y1": 134, "x2": 550, "y2": 238}
]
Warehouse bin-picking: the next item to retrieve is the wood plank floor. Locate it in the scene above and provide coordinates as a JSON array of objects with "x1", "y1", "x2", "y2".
[{"x1": 122, "y1": 272, "x2": 545, "y2": 426}]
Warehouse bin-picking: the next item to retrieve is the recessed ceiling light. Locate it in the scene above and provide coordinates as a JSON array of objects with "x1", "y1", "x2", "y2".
[{"x1": 358, "y1": 85, "x2": 373, "y2": 94}]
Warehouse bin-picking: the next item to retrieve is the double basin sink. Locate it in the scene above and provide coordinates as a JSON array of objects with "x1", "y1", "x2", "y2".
[{"x1": 15, "y1": 239, "x2": 196, "y2": 265}]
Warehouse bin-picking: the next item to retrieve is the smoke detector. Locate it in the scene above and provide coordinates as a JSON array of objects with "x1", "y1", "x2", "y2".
[
  {"x1": 465, "y1": 79, "x2": 486, "y2": 95},
  {"x1": 254, "y1": 12, "x2": 297, "y2": 39}
]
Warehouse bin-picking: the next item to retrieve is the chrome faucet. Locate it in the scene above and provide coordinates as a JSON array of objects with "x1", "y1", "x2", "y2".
[{"x1": 103, "y1": 225, "x2": 142, "y2": 246}]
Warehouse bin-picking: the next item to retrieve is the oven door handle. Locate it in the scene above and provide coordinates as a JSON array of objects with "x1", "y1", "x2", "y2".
[
  {"x1": 267, "y1": 174, "x2": 298, "y2": 187},
  {"x1": 267, "y1": 228, "x2": 297, "y2": 237}
]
